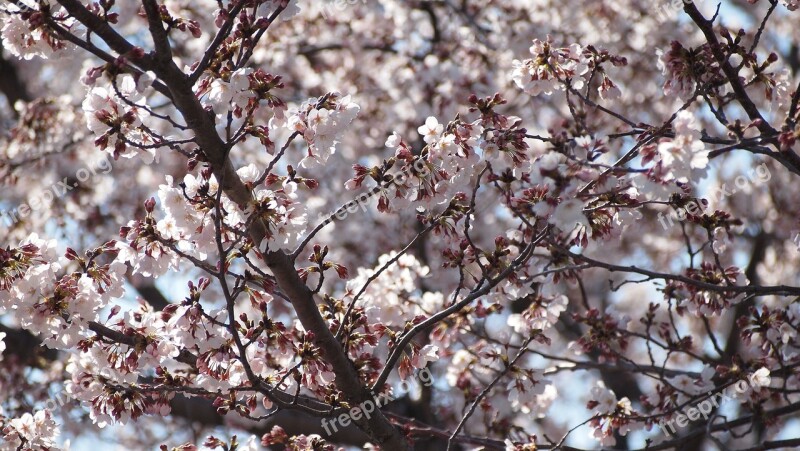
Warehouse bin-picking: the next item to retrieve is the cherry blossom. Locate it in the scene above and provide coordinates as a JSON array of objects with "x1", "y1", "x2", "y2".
[
  {"x1": 2, "y1": 410, "x2": 61, "y2": 450},
  {"x1": 417, "y1": 116, "x2": 444, "y2": 144},
  {"x1": 656, "y1": 110, "x2": 709, "y2": 183},
  {"x1": 512, "y1": 38, "x2": 590, "y2": 96},
  {"x1": 1, "y1": 1, "x2": 800, "y2": 450}
]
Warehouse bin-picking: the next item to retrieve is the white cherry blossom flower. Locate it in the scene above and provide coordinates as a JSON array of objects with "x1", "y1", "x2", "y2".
[{"x1": 417, "y1": 116, "x2": 443, "y2": 144}]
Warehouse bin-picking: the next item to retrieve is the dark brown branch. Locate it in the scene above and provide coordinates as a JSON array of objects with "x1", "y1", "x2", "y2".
[
  {"x1": 57, "y1": 0, "x2": 156, "y2": 71},
  {"x1": 683, "y1": 2, "x2": 800, "y2": 176},
  {"x1": 0, "y1": 41, "x2": 31, "y2": 114},
  {"x1": 59, "y1": 1, "x2": 410, "y2": 445},
  {"x1": 555, "y1": 244, "x2": 800, "y2": 297}
]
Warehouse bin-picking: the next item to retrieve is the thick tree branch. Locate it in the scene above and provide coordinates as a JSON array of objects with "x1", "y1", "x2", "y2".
[
  {"x1": 683, "y1": 2, "x2": 800, "y2": 175},
  {"x1": 49, "y1": 1, "x2": 410, "y2": 446}
]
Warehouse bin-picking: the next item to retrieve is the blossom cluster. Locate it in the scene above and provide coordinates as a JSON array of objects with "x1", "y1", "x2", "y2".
[{"x1": 2, "y1": 1, "x2": 800, "y2": 450}]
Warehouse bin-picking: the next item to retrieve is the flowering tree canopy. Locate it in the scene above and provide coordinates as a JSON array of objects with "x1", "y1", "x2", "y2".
[{"x1": 3, "y1": 0, "x2": 800, "y2": 450}]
